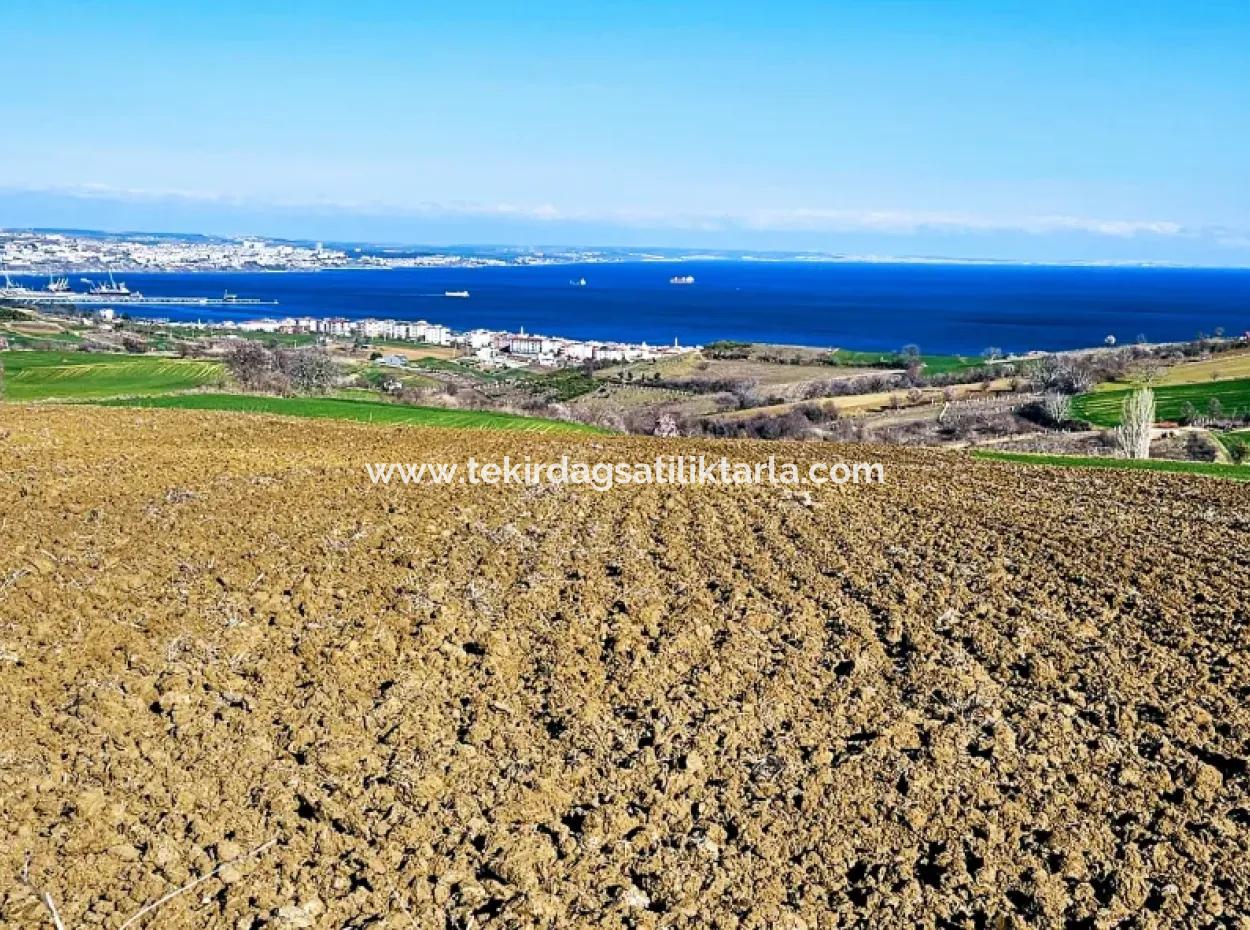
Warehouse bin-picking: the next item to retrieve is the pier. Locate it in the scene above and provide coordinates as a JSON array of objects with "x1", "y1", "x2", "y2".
[{"x1": 7, "y1": 294, "x2": 279, "y2": 307}]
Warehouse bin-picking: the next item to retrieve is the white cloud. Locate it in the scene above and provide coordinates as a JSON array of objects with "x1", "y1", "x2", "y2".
[{"x1": 0, "y1": 183, "x2": 1204, "y2": 240}]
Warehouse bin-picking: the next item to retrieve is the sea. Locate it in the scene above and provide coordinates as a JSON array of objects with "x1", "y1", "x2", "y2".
[{"x1": 19, "y1": 262, "x2": 1250, "y2": 355}]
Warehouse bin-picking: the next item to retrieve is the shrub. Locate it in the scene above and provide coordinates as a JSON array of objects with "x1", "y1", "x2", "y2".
[{"x1": 1225, "y1": 436, "x2": 1248, "y2": 465}]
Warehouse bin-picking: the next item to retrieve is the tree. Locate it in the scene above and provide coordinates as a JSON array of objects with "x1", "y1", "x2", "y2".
[
  {"x1": 225, "y1": 341, "x2": 277, "y2": 390},
  {"x1": 1028, "y1": 355, "x2": 1095, "y2": 395},
  {"x1": 900, "y1": 344, "x2": 921, "y2": 360},
  {"x1": 278, "y1": 347, "x2": 337, "y2": 394},
  {"x1": 1113, "y1": 388, "x2": 1154, "y2": 460},
  {"x1": 653, "y1": 414, "x2": 680, "y2": 437},
  {"x1": 1041, "y1": 391, "x2": 1071, "y2": 426}
]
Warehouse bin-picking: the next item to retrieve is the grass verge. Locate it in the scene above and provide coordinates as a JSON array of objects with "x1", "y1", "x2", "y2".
[
  {"x1": 972, "y1": 449, "x2": 1250, "y2": 481},
  {"x1": 96, "y1": 392, "x2": 607, "y2": 433}
]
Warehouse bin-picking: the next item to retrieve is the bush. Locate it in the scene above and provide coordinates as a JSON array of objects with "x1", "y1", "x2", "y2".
[{"x1": 1225, "y1": 436, "x2": 1248, "y2": 465}]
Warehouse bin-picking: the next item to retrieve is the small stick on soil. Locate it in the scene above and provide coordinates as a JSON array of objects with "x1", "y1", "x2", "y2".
[
  {"x1": 41, "y1": 893, "x2": 66, "y2": 930},
  {"x1": 117, "y1": 838, "x2": 279, "y2": 930},
  {"x1": 18, "y1": 853, "x2": 66, "y2": 930}
]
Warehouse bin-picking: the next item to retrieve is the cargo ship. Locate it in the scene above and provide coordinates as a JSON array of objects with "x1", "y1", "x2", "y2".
[{"x1": 85, "y1": 270, "x2": 142, "y2": 299}]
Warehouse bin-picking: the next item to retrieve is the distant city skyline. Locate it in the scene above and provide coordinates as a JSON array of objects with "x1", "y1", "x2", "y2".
[{"x1": 1, "y1": 1, "x2": 1247, "y2": 264}]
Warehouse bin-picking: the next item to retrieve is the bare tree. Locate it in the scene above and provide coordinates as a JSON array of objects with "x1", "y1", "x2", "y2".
[
  {"x1": 225, "y1": 340, "x2": 278, "y2": 390},
  {"x1": 1028, "y1": 354, "x2": 1096, "y2": 395},
  {"x1": 121, "y1": 334, "x2": 148, "y2": 354},
  {"x1": 277, "y1": 347, "x2": 337, "y2": 394},
  {"x1": 1041, "y1": 391, "x2": 1071, "y2": 426},
  {"x1": 653, "y1": 413, "x2": 680, "y2": 437},
  {"x1": 1113, "y1": 388, "x2": 1154, "y2": 459}
]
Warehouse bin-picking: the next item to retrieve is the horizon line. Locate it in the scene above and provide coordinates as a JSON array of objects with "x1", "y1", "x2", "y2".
[{"x1": 5, "y1": 225, "x2": 1250, "y2": 271}]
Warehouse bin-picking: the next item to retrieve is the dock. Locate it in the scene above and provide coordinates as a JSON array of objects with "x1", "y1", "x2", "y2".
[{"x1": 6, "y1": 294, "x2": 279, "y2": 307}]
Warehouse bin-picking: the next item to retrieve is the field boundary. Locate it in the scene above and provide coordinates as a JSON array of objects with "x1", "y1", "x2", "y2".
[
  {"x1": 972, "y1": 449, "x2": 1250, "y2": 481},
  {"x1": 94, "y1": 392, "x2": 607, "y2": 434}
]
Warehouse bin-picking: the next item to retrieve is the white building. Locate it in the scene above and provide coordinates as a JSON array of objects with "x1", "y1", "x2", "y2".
[
  {"x1": 360, "y1": 319, "x2": 388, "y2": 339},
  {"x1": 423, "y1": 324, "x2": 452, "y2": 345}
]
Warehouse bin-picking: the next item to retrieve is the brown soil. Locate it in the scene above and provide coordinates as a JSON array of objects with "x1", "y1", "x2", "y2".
[{"x1": 1, "y1": 405, "x2": 1248, "y2": 929}]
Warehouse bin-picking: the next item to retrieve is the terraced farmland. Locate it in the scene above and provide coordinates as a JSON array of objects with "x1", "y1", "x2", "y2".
[
  {"x1": 1, "y1": 405, "x2": 1248, "y2": 929},
  {"x1": 1072, "y1": 377, "x2": 1250, "y2": 426},
  {"x1": 1, "y1": 350, "x2": 223, "y2": 401}
]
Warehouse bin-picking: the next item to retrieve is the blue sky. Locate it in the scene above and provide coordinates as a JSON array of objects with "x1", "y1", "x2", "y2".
[{"x1": 1, "y1": 0, "x2": 1247, "y2": 262}]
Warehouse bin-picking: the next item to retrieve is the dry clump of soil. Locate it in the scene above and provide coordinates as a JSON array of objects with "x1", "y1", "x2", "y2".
[{"x1": 1, "y1": 405, "x2": 1248, "y2": 930}]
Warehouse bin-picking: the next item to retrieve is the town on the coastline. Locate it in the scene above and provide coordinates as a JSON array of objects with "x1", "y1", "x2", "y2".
[
  {"x1": 0, "y1": 229, "x2": 625, "y2": 272},
  {"x1": 95, "y1": 308, "x2": 693, "y2": 367}
]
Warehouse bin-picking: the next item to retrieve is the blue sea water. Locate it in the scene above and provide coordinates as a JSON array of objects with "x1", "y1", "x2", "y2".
[{"x1": 21, "y1": 262, "x2": 1250, "y2": 355}]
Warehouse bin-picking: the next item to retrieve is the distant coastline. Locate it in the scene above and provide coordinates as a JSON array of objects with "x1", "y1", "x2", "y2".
[
  {"x1": 5, "y1": 228, "x2": 1250, "y2": 274},
  {"x1": 8, "y1": 261, "x2": 1248, "y2": 356}
]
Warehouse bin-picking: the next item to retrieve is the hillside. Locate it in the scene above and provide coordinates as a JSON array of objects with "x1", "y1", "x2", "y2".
[{"x1": 1, "y1": 406, "x2": 1248, "y2": 929}]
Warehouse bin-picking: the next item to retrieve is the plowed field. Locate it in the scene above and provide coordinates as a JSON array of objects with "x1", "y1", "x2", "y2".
[{"x1": 2, "y1": 405, "x2": 1248, "y2": 929}]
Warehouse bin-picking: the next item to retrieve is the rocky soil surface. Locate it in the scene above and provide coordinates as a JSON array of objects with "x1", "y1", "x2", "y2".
[{"x1": 1, "y1": 405, "x2": 1248, "y2": 929}]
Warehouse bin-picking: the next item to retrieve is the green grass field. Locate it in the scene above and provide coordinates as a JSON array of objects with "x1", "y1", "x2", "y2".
[
  {"x1": 0, "y1": 329, "x2": 84, "y2": 348},
  {"x1": 1071, "y1": 379, "x2": 1250, "y2": 426},
  {"x1": 825, "y1": 349, "x2": 981, "y2": 374},
  {"x1": 972, "y1": 450, "x2": 1250, "y2": 481},
  {"x1": 139, "y1": 325, "x2": 319, "y2": 348},
  {"x1": 98, "y1": 392, "x2": 606, "y2": 433},
  {"x1": 359, "y1": 365, "x2": 440, "y2": 390},
  {"x1": 1, "y1": 350, "x2": 223, "y2": 401}
]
